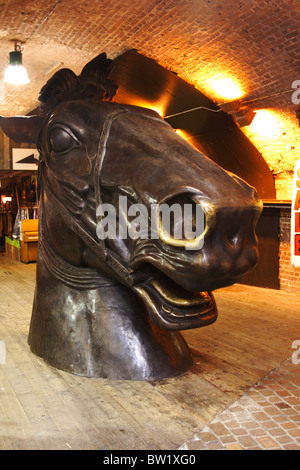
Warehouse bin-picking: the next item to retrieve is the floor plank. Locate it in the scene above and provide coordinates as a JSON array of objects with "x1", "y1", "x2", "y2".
[{"x1": 0, "y1": 255, "x2": 299, "y2": 450}]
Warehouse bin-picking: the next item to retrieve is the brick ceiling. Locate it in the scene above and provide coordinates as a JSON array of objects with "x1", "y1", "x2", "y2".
[
  {"x1": 0, "y1": 0, "x2": 298, "y2": 117},
  {"x1": 0, "y1": 0, "x2": 299, "y2": 199}
]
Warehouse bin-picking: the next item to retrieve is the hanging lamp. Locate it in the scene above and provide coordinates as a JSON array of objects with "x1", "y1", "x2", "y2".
[{"x1": 3, "y1": 41, "x2": 30, "y2": 85}]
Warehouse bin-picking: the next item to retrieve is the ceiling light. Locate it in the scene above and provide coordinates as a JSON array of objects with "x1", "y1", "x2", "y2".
[
  {"x1": 3, "y1": 41, "x2": 30, "y2": 85},
  {"x1": 249, "y1": 110, "x2": 281, "y2": 137},
  {"x1": 207, "y1": 75, "x2": 244, "y2": 100},
  {"x1": 1, "y1": 196, "x2": 12, "y2": 204}
]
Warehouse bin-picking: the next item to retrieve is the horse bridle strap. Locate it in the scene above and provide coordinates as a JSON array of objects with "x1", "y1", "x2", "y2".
[
  {"x1": 94, "y1": 108, "x2": 129, "y2": 253},
  {"x1": 43, "y1": 181, "x2": 135, "y2": 288},
  {"x1": 39, "y1": 219, "x2": 118, "y2": 290},
  {"x1": 42, "y1": 108, "x2": 134, "y2": 288},
  {"x1": 41, "y1": 106, "x2": 166, "y2": 289}
]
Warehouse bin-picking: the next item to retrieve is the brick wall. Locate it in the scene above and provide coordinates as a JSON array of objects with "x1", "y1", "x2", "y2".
[
  {"x1": 242, "y1": 104, "x2": 299, "y2": 201},
  {"x1": 279, "y1": 207, "x2": 300, "y2": 292}
]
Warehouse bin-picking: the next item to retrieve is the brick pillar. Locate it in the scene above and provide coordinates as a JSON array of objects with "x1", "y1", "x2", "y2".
[{"x1": 279, "y1": 206, "x2": 300, "y2": 292}]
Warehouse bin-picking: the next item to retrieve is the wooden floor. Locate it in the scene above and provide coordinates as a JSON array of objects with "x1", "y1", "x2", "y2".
[{"x1": 0, "y1": 254, "x2": 299, "y2": 450}]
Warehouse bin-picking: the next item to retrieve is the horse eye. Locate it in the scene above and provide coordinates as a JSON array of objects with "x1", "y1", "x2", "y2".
[{"x1": 49, "y1": 127, "x2": 78, "y2": 153}]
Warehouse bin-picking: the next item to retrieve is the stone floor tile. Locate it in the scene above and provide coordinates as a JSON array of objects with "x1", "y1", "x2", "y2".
[
  {"x1": 243, "y1": 420, "x2": 261, "y2": 429},
  {"x1": 252, "y1": 411, "x2": 271, "y2": 422},
  {"x1": 275, "y1": 402, "x2": 291, "y2": 409},
  {"x1": 226, "y1": 443, "x2": 244, "y2": 450},
  {"x1": 289, "y1": 428, "x2": 300, "y2": 438},
  {"x1": 249, "y1": 428, "x2": 268, "y2": 437},
  {"x1": 196, "y1": 432, "x2": 217, "y2": 443},
  {"x1": 264, "y1": 406, "x2": 284, "y2": 416},
  {"x1": 288, "y1": 414, "x2": 300, "y2": 422},
  {"x1": 280, "y1": 421, "x2": 297, "y2": 430},
  {"x1": 285, "y1": 397, "x2": 299, "y2": 406},
  {"x1": 283, "y1": 443, "x2": 300, "y2": 450},
  {"x1": 273, "y1": 414, "x2": 289, "y2": 423},
  {"x1": 230, "y1": 427, "x2": 248, "y2": 436},
  {"x1": 179, "y1": 358, "x2": 300, "y2": 451},
  {"x1": 257, "y1": 437, "x2": 280, "y2": 449},
  {"x1": 276, "y1": 435, "x2": 294, "y2": 445},
  {"x1": 228, "y1": 405, "x2": 245, "y2": 414},
  {"x1": 209, "y1": 422, "x2": 230, "y2": 436},
  {"x1": 237, "y1": 435, "x2": 258, "y2": 448},
  {"x1": 246, "y1": 446, "x2": 263, "y2": 450},
  {"x1": 224, "y1": 420, "x2": 241, "y2": 429},
  {"x1": 268, "y1": 427, "x2": 285, "y2": 437},
  {"x1": 185, "y1": 440, "x2": 207, "y2": 450},
  {"x1": 263, "y1": 420, "x2": 278, "y2": 429},
  {"x1": 220, "y1": 435, "x2": 237, "y2": 444},
  {"x1": 206, "y1": 442, "x2": 225, "y2": 450},
  {"x1": 277, "y1": 390, "x2": 291, "y2": 398}
]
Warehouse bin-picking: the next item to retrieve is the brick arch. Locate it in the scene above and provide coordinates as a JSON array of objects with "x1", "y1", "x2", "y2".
[{"x1": 112, "y1": 50, "x2": 276, "y2": 200}]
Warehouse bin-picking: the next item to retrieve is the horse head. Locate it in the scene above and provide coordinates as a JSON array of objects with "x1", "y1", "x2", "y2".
[{"x1": 0, "y1": 53, "x2": 262, "y2": 380}]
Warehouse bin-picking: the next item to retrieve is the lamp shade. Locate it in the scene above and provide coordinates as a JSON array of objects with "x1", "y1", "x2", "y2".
[{"x1": 4, "y1": 50, "x2": 30, "y2": 85}]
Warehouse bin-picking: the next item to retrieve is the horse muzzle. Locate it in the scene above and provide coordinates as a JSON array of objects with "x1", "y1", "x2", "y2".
[{"x1": 130, "y1": 186, "x2": 262, "y2": 331}]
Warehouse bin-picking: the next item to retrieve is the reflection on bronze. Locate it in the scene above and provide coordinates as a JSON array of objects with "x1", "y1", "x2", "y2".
[{"x1": 0, "y1": 53, "x2": 262, "y2": 380}]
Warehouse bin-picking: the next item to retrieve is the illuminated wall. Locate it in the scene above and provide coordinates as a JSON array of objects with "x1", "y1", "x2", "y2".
[
  {"x1": 197, "y1": 73, "x2": 300, "y2": 291},
  {"x1": 199, "y1": 74, "x2": 299, "y2": 202},
  {"x1": 242, "y1": 109, "x2": 300, "y2": 201}
]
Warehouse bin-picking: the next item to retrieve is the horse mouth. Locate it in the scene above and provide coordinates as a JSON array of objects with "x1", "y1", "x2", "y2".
[{"x1": 133, "y1": 272, "x2": 217, "y2": 331}]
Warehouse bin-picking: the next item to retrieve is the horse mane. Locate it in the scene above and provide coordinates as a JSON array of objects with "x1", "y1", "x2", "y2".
[{"x1": 38, "y1": 53, "x2": 118, "y2": 115}]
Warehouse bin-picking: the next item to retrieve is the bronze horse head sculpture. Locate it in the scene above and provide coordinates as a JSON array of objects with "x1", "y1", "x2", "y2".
[{"x1": 0, "y1": 54, "x2": 262, "y2": 380}]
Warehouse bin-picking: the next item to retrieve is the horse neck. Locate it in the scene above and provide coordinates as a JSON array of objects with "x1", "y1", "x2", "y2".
[
  {"x1": 28, "y1": 192, "x2": 193, "y2": 380},
  {"x1": 29, "y1": 250, "x2": 192, "y2": 380}
]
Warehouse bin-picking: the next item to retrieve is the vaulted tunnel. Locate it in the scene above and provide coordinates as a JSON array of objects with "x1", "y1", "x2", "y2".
[{"x1": 111, "y1": 49, "x2": 276, "y2": 201}]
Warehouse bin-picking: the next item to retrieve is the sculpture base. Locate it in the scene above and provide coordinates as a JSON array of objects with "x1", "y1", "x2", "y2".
[
  {"x1": 28, "y1": 259, "x2": 193, "y2": 381},
  {"x1": 29, "y1": 328, "x2": 193, "y2": 381}
]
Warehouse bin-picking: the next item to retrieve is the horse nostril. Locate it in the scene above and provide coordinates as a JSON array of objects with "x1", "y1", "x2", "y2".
[
  {"x1": 223, "y1": 208, "x2": 257, "y2": 253},
  {"x1": 157, "y1": 192, "x2": 206, "y2": 249},
  {"x1": 226, "y1": 211, "x2": 242, "y2": 248}
]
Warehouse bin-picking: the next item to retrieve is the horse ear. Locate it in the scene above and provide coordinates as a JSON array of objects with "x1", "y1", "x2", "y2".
[
  {"x1": 0, "y1": 115, "x2": 44, "y2": 144},
  {"x1": 38, "y1": 68, "x2": 78, "y2": 115},
  {"x1": 78, "y1": 52, "x2": 118, "y2": 101}
]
